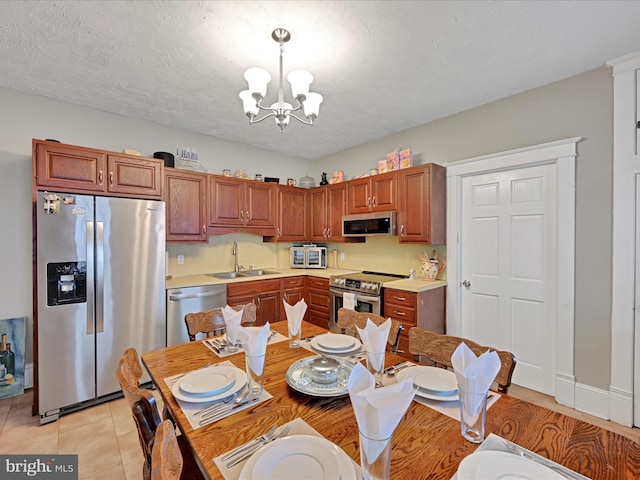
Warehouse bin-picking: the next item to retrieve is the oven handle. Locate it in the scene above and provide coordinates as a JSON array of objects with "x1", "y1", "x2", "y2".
[{"x1": 329, "y1": 288, "x2": 382, "y2": 304}]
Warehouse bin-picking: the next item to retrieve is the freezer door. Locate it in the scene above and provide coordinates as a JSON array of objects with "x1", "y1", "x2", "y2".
[
  {"x1": 37, "y1": 192, "x2": 96, "y2": 416},
  {"x1": 95, "y1": 197, "x2": 166, "y2": 397}
]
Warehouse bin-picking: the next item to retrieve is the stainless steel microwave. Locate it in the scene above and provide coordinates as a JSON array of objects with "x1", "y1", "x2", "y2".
[
  {"x1": 290, "y1": 245, "x2": 327, "y2": 268},
  {"x1": 342, "y1": 211, "x2": 397, "y2": 236}
]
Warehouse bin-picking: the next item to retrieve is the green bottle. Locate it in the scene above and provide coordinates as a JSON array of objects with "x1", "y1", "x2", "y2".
[{"x1": 3, "y1": 343, "x2": 15, "y2": 375}]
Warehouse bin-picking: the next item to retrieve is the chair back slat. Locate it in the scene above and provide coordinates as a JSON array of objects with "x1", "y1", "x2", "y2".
[
  {"x1": 151, "y1": 420, "x2": 183, "y2": 480},
  {"x1": 336, "y1": 308, "x2": 402, "y2": 353},
  {"x1": 184, "y1": 303, "x2": 257, "y2": 341},
  {"x1": 408, "y1": 327, "x2": 517, "y2": 393}
]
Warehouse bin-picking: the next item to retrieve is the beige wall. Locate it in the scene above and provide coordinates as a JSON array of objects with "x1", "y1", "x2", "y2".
[
  {"x1": 0, "y1": 66, "x2": 614, "y2": 392},
  {"x1": 318, "y1": 67, "x2": 613, "y2": 390}
]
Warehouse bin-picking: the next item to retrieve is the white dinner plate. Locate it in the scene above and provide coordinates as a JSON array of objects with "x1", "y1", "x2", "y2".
[
  {"x1": 172, "y1": 367, "x2": 247, "y2": 403},
  {"x1": 457, "y1": 450, "x2": 565, "y2": 479},
  {"x1": 239, "y1": 435, "x2": 356, "y2": 480},
  {"x1": 179, "y1": 366, "x2": 236, "y2": 395},
  {"x1": 311, "y1": 334, "x2": 362, "y2": 354},
  {"x1": 316, "y1": 333, "x2": 356, "y2": 351},
  {"x1": 397, "y1": 366, "x2": 458, "y2": 395}
]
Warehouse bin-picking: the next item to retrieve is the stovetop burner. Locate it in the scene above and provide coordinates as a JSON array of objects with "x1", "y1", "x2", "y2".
[{"x1": 329, "y1": 271, "x2": 408, "y2": 295}]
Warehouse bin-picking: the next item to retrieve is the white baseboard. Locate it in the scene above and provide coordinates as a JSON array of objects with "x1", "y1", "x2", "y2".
[
  {"x1": 574, "y1": 382, "x2": 610, "y2": 420},
  {"x1": 555, "y1": 372, "x2": 575, "y2": 408},
  {"x1": 609, "y1": 386, "x2": 634, "y2": 427},
  {"x1": 24, "y1": 362, "x2": 33, "y2": 389}
]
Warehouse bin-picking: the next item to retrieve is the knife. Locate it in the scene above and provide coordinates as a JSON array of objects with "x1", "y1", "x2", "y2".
[
  {"x1": 204, "y1": 339, "x2": 220, "y2": 353},
  {"x1": 199, "y1": 398, "x2": 258, "y2": 426}
]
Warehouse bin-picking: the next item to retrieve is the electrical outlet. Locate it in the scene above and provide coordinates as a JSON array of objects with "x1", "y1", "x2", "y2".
[
  {"x1": 177, "y1": 255, "x2": 184, "y2": 265},
  {"x1": 340, "y1": 252, "x2": 345, "y2": 261}
]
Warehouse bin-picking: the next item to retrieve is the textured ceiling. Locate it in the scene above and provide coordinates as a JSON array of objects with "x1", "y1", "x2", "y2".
[{"x1": 1, "y1": 1, "x2": 640, "y2": 160}]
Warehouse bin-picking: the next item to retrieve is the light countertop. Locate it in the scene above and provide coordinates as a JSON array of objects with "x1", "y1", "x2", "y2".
[{"x1": 166, "y1": 268, "x2": 446, "y2": 293}]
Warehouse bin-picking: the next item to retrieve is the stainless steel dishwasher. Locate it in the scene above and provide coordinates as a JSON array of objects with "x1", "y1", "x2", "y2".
[{"x1": 166, "y1": 284, "x2": 227, "y2": 346}]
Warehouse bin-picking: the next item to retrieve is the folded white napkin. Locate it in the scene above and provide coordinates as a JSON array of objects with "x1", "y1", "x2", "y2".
[
  {"x1": 283, "y1": 298, "x2": 307, "y2": 336},
  {"x1": 222, "y1": 305, "x2": 243, "y2": 344},
  {"x1": 343, "y1": 292, "x2": 356, "y2": 310},
  {"x1": 239, "y1": 322, "x2": 270, "y2": 374},
  {"x1": 348, "y1": 363, "x2": 415, "y2": 459},
  {"x1": 451, "y1": 342, "x2": 501, "y2": 415},
  {"x1": 356, "y1": 318, "x2": 391, "y2": 371}
]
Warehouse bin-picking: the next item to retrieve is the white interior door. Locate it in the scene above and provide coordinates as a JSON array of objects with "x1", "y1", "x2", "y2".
[{"x1": 460, "y1": 164, "x2": 557, "y2": 394}]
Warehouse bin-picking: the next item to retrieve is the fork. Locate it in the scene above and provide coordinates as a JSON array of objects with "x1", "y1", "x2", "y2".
[
  {"x1": 221, "y1": 424, "x2": 278, "y2": 461},
  {"x1": 226, "y1": 426, "x2": 291, "y2": 468}
]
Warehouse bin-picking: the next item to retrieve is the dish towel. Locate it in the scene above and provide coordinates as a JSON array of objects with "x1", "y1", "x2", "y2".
[
  {"x1": 451, "y1": 342, "x2": 501, "y2": 420},
  {"x1": 348, "y1": 363, "x2": 415, "y2": 460},
  {"x1": 239, "y1": 322, "x2": 270, "y2": 374},
  {"x1": 283, "y1": 298, "x2": 307, "y2": 336},
  {"x1": 343, "y1": 292, "x2": 357, "y2": 310},
  {"x1": 222, "y1": 305, "x2": 243, "y2": 345},
  {"x1": 356, "y1": 318, "x2": 391, "y2": 371}
]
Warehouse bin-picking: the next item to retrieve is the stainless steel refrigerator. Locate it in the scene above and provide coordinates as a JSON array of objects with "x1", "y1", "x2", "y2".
[{"x1": 36, "y1": 191, "x2": 166, "y2": 424}]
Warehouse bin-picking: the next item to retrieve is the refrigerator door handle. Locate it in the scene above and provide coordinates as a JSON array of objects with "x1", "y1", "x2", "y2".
[
  {"x1": 86, "y1": 222, "x2": 95, "y2": 335},
  {"x1": 96, "y1": 221, "x2": 105, "y2": 333},
  {"x1": 169, "y1": 291, "x2": 224, "y2": 301}
]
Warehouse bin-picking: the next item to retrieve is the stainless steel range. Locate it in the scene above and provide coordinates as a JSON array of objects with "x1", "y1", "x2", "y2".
[{"x1": 328, "y1": 271, "x2": 408, "y2": 332}]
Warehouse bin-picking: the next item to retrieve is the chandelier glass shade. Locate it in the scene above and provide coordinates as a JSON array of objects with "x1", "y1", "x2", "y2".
[{"x1": 239, "y1": 28, "x2": 323, "y2": 132}]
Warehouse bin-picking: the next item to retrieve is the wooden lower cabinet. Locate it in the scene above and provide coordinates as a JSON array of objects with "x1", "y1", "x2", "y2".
[
  {"x1": 280, "y1": 276, "x2": 305, "y2": 320},
  {"x1": 305, "y1": 276, "x2": 330, "y2": 329},
  {"x1": 384, "y1": 286, "x2": 445, "y2": 359},
  {"x1": 227, "y1": 278, "x2": 281, "y2": 326}
]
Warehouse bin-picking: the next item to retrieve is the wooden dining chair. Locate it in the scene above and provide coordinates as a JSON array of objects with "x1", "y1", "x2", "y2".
[
  {"x1": 184, "y1": 302, "x2": 257, "y2": 341},
  {"x1": 407, "y1": 327, "x2": 517, "y2": 394},
  {"x1": 116, "y1": 348, "x2": 204, "y2": 480},
  {"x1": 151, "y1": 419, "x2": 183, "y2": 480},
  {"x1": 336, "y1": 307, "x2": 402, "y2": 353}
]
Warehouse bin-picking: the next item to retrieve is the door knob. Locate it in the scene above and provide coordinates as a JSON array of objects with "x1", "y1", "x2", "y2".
[{"x1": 462, "y1": 280, "x2": 471, "y2": 287}]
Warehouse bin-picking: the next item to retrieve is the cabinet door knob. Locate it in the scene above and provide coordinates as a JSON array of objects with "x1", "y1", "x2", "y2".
[
  {"x1": 400, "y1": 224, "x2": 405, "y2": 236},
  {"x1": 372, "y1": 196, "x2": 376, "y2": 208},
  {"x1": 109, "y1": 171, "x2": 114, "y2": 186},
  {"x1": 98, "y1": 170, "x2": 103, "y2": 185}
]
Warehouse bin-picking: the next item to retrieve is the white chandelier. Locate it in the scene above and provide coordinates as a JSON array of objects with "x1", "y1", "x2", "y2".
[{"x1": 239, "y1": 28, "x2": 323, "y2": 133}]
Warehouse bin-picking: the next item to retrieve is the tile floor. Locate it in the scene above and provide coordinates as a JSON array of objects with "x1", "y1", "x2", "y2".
[{"x1": 0, "y1": 386, "x2": 637, "y2": 479}]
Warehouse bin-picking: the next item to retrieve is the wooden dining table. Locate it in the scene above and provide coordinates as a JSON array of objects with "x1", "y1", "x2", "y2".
[{"x1": 142, "y1": 321, "x2": 639, "y2": 479}]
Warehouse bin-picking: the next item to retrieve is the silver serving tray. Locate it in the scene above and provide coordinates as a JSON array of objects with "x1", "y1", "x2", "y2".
[{"x1": 286, "y1": 355, "x2": 355, "y2": 397}]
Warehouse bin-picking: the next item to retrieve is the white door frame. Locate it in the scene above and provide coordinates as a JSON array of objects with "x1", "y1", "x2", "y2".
[
  {"x1": 446, "y1": 137, "x2": 580, "y2": 407},
  {"x1": 608, "y1": 52, "x2": 640, "y2": 427}
]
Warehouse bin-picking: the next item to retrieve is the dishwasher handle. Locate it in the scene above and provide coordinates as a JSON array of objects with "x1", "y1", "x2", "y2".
[{"x1": 169, "y1": 291, "x2": 224, "y2": 301}]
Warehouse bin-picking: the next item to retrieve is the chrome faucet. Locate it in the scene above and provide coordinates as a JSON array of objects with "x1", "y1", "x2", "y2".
[{"x1": 232, "y1": 241, "x2": 244, "y2": 272}]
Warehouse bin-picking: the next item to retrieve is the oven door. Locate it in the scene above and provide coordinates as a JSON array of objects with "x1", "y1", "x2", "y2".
[{"x1": 329, "y1": 287, "x2": 382, "y2": 333}]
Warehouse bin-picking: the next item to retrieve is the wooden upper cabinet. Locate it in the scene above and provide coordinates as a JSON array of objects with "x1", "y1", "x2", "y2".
[
  {"x1": 106, "y1": 155, "x2": 162, "y2": 197},
  {"x1": 209, "y1": 176, "x2": 244, "y2": 226},
  {"x1": 209, "y1": 176, "x2": 275, "y2": 230},
  {"x1": 33, "y1": 139, "x2": 163, "y2": 198},
  {"x1": 398, "y1": 163, "x2": 446, "y2": 244},
  {"x1": 272, "y1": 185, "x2": 307, "y2": 241},
  {"x1": 34, "y1": 140, "x2": 107, "y2": 193},
  {"x1": 348, "y1": 171, "x2": 397, "y2": 214},
  {"x1": 245, "y1": 181, "x2": 276, "y2": 227},
  {"x1": 309, "y1": 187, "x2": 328, "y2": 241},
  {"x1": 165, "y1": 168, "x2": 207, "y2": 243},
  {"x1": 326, "y1": 183, "x2": 349, "y2": 241}
]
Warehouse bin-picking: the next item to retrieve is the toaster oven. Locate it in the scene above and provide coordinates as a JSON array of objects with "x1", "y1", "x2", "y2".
[{"x1": 290, "y1": 245, "x2": 327, "y2": 269}]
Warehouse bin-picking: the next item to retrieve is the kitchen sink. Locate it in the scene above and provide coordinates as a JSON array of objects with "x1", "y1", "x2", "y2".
[
  {"x1": 207, "y1": 269, "x2": 280, "y2": 279},
  {"x1": 208, "y1": 272, "x2": 240, "y2": 279},
  {"x1": 239, "y1": 269, "x2": 280, "y2": 276}
]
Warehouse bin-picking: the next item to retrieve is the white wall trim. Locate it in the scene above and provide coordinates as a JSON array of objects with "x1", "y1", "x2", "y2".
[
  {"x1": 575, "y1": 383, "x2": 612, "y2": 421},
  {"x1": 24, "y1": 362, "x2": 33, "y2": 389},
  {"x1": 610, "y1": 52, "x2": 640, "y2": 427},
  {"x1": 446, "y1": 137, "x2": 580, "y2": 406}
]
